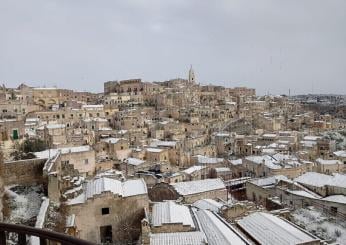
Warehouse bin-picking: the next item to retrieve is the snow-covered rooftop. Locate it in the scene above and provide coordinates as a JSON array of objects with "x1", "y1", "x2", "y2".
[
  {"x1": 35, "y1": 145, "x2": 92, "y2": 159},
  {"x1": 67, "y1": 177, "x2": 147, "y2": 205},
  {"x1": 172, "y1": 178, "x2": 225, "y2": 196},
  {"x1": 126, "y1": 157, "x2": 145, "y2": 166},
  {"x1": 193, "y1": 199, "x2": 224, "y2": 212},
  {"x1": 245, "y1": 155, "x2": 281, "y2": 169},
  {"x1": 182, "y1": 165, "x2": 205, "y2": 175},
  {"x1": 85, "y1": 177, "x2": 147, "y2": 199},
  {"x1": 316, "y1": 158, "x2": 342, "y2": 165},
  {"x1": 250, "y1": 175, "x2": 288, "y2": 187},
  {"x1": 333, "y1": 150, "x2": 346, "y2": 158},
  {"x1": 300, "y1": 140, "x2": 317, "y2": 148},
  {"x1": 152, "y1": 201, "x2": 195, "y2": 228},
  {"x1": 246, "y1": 154, "x2": 299, "y2": 170},
  {"x1": 195, "y1": 155, "x2": 224, "y2": 165},
  {"x1": 195, "y1": 209, "x2": 248, "y2": 245},
  {"x1": 149, "y1": 232, "x2": 207, "y2": 245},
  {"x1": 286, "y1": 190, "x2": 319, "y2": 199},
  {"x1": 303, "y1": 136, "x2": 322, "y2": 141},
  {"x1": 37, "y1": 124, "x2": 65, "y2": 130},
  {"x1": 101, "y1": 137, "x2": 125, "y2": 144},
  {"x1": 262, "y1": 133, "x2": 277, "y2": 138},
  {"x1": 81, "y1": 104, "x2": 104, "y2": 110},
  {"x1": 322, "y1": 195, "x2": 346, "y2": 204},
  {"x1": 238, "y1": 212, "x2": 318, "y2": 245},
  {"x1": 294, "y1": 172, "x2": 346, "y2": 188},
  {"x1": 215, "y1": 133, "x2": 230, "y2": 137},
  {"x1": 230, "y1": 159, "x2": 242, "y2": 165},
  {"x1": 150, "y1": 139, "x2": 177, "y2": 148},
  {"x1": 146, "y1": 148, "x2": 164, "y2": 153},
  {"x1": 215, "y1": 167, "x2": 231, "y2": 173}
]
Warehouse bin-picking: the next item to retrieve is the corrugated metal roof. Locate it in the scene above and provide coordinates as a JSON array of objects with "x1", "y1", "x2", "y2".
[
  {"x1": 238, "y1": 212, "x2": 318, "y2": 245},
  {"x1": 152, "y1": 201, "x2": 195, "y2": 228}
]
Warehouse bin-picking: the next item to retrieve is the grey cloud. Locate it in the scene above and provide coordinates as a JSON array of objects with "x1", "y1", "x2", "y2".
[{"x1": 0, "y1": 0, "x2": 345, "y2": 94}]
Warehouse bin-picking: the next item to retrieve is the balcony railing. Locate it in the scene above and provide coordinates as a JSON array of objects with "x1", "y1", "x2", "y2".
[{"x1": 0, "y1": 222, "x2": 95, "y2": 245}]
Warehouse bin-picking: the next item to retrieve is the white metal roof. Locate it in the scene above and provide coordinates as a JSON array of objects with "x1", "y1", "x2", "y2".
[
  {"x1": 149, "y1": 231, "x2": 207, "y2": 245},
  {"x1": 193, "y1": 199, "x2": 223, "y2": 212},
  {"x1": 195, "y1": 209, "x2": 248, "y2": 245},
  {"x1": 85, "y1": 177, "x2": 147, "y2": 199},
  {"x1": 152, "y1": 201, "x2": 195, "y2": 228},
  {"x1": 238, "y1": 212, "x2": 317, "y2": 245},
  {"x1": 172, "y1": 178, "x2": 225, "y2": 196}
]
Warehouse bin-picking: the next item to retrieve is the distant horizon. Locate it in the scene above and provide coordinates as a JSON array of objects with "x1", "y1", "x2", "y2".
[{"x1": 3, "y1": 79, "x2": 346, "y2": 97}]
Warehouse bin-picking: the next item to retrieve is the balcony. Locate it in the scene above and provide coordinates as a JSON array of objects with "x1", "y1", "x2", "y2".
[{"x1": 0, "y1": 222, "x2": 95, "y2": 245}]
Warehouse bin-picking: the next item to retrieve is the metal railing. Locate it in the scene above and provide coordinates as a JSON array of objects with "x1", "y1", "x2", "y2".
[{"x1": 0, "y1": 222, "x2": 95, "y2": 245}]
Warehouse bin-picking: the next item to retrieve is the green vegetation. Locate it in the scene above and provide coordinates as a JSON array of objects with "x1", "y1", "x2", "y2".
[{"x1": 10, "y1": 138, "x2": 47, "y2": 160}]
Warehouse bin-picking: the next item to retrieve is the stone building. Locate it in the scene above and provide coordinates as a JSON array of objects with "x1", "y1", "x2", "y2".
[
  {"x1": 66, "y1": 177, "x2": 149, "y2": 244},
  {"x1": 36, "y1": 123, "x2": 67, "y2": 146}
]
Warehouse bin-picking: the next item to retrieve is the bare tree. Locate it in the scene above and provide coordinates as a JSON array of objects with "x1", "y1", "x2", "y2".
[{"x1": 112, "y1": 199, "x2": 144, "y2": 245}]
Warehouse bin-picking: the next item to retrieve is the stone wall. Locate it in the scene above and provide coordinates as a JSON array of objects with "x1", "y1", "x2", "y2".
[
  {"x1": 151, "y1": 223, "x2": 194, "y2": 233},
  {"x1": 183, "y1": 189, "x2": 228, "y2": 204},
  {"x1": 2, "y1": 158, "x2": 47, "y2": 186}
]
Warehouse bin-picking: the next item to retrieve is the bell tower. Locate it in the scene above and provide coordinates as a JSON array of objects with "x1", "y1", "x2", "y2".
[{"x1": 188, "y1": 65, "x2": 195, "y2": 84}]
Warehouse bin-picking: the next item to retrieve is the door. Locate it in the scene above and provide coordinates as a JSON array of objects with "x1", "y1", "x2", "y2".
[
  {"x1": 12, "y1": 129, "x2": 19, "y2": 140},
  {"x1": 100, "y1": 225, "x2": 112, "y2": 244}
]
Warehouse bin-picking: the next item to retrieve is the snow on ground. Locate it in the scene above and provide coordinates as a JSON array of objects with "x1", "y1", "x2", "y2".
[
  {"x1": 322, "y1": 130, "x2": 346, "y2": 150},
  {"x1": 4, "y1": 185, "x2": 44, "y2": 226},
  {"x1": 291, "y1": 207, "x2": 346, "y2": 244}
]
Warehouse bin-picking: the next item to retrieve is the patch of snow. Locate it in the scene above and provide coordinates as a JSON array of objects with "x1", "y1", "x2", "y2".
[
  {"x1": 291, "y1": 207, "x2": 346, "y2": 244},
  {"x1": 4, "y1": 185, "x2": 44, "y2": 225}
]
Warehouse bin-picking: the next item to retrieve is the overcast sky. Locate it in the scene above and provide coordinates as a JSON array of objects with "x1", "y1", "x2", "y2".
[{"x1": 0, "y1": 0, "x2": 345, "y2": 95}]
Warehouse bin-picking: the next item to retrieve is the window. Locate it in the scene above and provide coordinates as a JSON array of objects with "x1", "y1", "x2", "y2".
[
  {"x1": 84, "y1": 159, "x2": 89, "y2": 165},
  {"x1": 101, "y1": 207, "x2": 110, "y2": 215}
]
